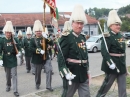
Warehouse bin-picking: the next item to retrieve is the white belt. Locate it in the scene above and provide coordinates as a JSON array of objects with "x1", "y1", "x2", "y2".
[
  {"x1": 109, "y1": 53, "x2": 125, "y2": 57},
  {"x1": 67, "y1": 58, "x2": 87, "y2": 64}
]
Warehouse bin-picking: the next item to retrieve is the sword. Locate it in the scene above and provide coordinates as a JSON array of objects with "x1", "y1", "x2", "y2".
[
  {"x1": 50, "y1": 20, "x2": 72, "y2": 85},
  {"x1": 98, "y1": 22, "x2": 120, "y2": 73}
]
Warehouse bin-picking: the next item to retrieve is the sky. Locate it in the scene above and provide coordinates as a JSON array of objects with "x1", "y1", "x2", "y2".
[{"x1": 0, "y1": 0, "x2": 130, "y2": 13}]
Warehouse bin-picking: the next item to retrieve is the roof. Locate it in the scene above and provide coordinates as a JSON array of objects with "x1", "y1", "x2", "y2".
[
  {"x1": 0, "y1": 12, "x2": 98, "y2": 27},
  {"x1": 126, "y1": 14, "x2": 130, "y2": 18}
]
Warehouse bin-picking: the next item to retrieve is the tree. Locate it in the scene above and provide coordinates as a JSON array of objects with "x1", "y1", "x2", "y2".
[
  {"x1": 121, "y1": 17, "x2": 130, "y2": 32},
  {"x1": 85, "y1": 9, "x2": 88, "y2": 14}
]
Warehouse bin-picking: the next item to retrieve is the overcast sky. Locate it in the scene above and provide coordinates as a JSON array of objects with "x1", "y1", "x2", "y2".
[{"x1": 0, "y1": 0, "x2": 130, "y2": 13}]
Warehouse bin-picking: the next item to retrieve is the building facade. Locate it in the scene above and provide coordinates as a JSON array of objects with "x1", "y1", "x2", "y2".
[{"x1": 0, "y1": 12, "x2": 99, "y2": 37}]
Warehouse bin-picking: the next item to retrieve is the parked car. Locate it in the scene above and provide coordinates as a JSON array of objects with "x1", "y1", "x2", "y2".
[
  {"x1": 86, "y1": 35, "x2": 102, "y2": 53},
  {"x1": 126, "y1": 40, "x2": 130, "y2": 47},
  {"x1": 122, "y1": 32, "x2": 130, "y2": 39}
]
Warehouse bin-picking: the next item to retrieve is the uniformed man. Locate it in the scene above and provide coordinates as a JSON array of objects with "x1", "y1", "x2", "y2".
[
  {"x1": 17, "y1": 30, "x2": 25, "y2": 65},
  {"x1": 96, "y1": 10, "x2": 127, "y2": 97},
  {"x1": 23, "y1": 27, "x2": 34, "y2": 73},
  {"x1": 30, "y1": 20, "x2": 53, "y2": 91},
  {"x1": 58, "y1": 5, "x2": 90, "y2": 97},
  {"x1": 0, "y1": 21, "x2": 21, "y2": 97}
]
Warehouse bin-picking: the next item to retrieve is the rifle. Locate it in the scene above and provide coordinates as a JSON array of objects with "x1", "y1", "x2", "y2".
[{"x1": 11, "y1": 34, "x2": 19, "y2": 54}]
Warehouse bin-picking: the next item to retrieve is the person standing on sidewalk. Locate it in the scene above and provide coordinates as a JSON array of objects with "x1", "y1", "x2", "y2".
[
  {"x1": 96, "y1": 10, "x2": 127, "y2": 97},
  {"x1": 23, "y1": 27, "x2": 34, "y2": 74},
  {"x1": 30, "y1": 20, "x2": 53, "y2": 91},
  {"x1": 0, "y1": 21, "x2": 21, "y2": 97},
  {"x1": 58, "y1": 4, "x2": 90, "y2": 97}
]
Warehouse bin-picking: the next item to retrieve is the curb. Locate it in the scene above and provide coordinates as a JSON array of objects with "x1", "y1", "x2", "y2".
[{"x1": 20, "y1": 73, "x2": 104, "y2": 97}]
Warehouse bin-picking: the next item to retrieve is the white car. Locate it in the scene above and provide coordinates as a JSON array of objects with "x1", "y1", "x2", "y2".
[
  {"x1": 126, "y1": 40, "x2": 130, "y2": 47},
  {"x1": 86, "y1": 35, "x2": 102, "y2": 53}
]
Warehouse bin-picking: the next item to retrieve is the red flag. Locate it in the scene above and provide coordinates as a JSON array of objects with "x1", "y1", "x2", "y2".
[{"x1": 44, "y1": 0, "x2": 59, "y2": 19}]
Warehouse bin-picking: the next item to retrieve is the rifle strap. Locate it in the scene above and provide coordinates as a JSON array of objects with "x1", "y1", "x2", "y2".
[{"x1": 34, "y1": 37, "x2": 38, "y2": 48}]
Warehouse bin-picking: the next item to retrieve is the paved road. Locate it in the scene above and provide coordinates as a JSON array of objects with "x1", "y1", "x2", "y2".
[
  {"x1": 89, "y1": 47, "x2": 130, "y2": 76},
  {"x1": 0, "y1": 47, "x2": 130, "y2": 97}
]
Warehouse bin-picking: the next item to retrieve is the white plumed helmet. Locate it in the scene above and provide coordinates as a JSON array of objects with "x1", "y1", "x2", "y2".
[
  {"x1": 33, "y1": 20, "x2": 43, "y2": 33},
  {"x1": 3, "y1": 21, "x2": 14, "y2": 34},
  {"x1": 17, "y1": 30, "x2": 23, "y2": 36},
  {"x1": 63, "y1": 21, "x2": 72, "y2": 32},
  {"x1": 107, "y1": 10, "x2": 122, "y2": 27},
  {"x1": 26, "y1": 27, "x2": 32, "y2": 34},
  {"x1": 69, "y1": 4, "x2": 87, "y2": 24}
]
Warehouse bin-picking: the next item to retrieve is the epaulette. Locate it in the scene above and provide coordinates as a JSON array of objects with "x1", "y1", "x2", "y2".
[
  {"x1": 80, "y1": 33, "x2": 86, "y2": 36},
  {"x1": 47, "y1": 37, "x2": 51, "y2": 42},
  {"x1": 62, "y1": 31, "x2": 70, "y2": 36},
  {"x1": 104, "y1": 32, "x2": 110, "y2": 37}
]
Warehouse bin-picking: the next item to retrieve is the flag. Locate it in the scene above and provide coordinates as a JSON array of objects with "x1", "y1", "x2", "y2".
[{"x1": 44, "y1": 0, "x2": 59, "y2": 20}]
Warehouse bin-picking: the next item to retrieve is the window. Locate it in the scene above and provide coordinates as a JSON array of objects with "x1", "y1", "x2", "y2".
[
  {"x1": 84, "y1": 31, "x2": 88, "y2": 34},
  {"x1": 91, "y1": 31, "x2": 93, "y2": 35}
]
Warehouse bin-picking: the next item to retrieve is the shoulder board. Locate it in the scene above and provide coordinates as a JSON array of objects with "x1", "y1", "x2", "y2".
[
  {"x1": 80, "y1": 33, "x2": 86, "y2": 36},
  {"x1": 62, "y1": 31, "x2": 70, "y2": 36},
  {"x1": 104, "y1": 32, "x2": 110, "y2": 37},
  {"x1": 47, "y1": 38, "x2": 51, "y2": 41}
]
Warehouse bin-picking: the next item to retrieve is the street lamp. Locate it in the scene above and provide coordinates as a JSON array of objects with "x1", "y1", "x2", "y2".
[{"x1": 0, "y1": 14, "x2": 6, "y2": 23}]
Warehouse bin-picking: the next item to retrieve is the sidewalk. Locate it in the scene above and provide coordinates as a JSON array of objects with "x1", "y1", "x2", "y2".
[{"x1": 21, "y1": 75, "x2": 130, "y2": 97}]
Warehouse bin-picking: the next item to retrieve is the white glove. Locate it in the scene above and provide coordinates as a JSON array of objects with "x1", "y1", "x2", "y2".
[
  {"x1": 0, "y1": 60, "x2": 3, "y2": 66},
  {"x1": 16, "y1": 52, "x2": 22, "y2": 57},
  {"x1": 42, "y1": 33, "x2": 48, "y2": 39},
  {"x1": 65, "y1": 73, "x2": 71, "y2": 80},
  {"x1": 65, "y1": 73, "x2": 76, "y2": 80},
  {"x1": 40, "y1": 50, "x2": 45, "y2": 55},
  {"x1": 70, "y1": 74, "x2": 76, "y2": 80},
  {"x1": 109, "y1": 63, "x2": 116, "y2": 70}
]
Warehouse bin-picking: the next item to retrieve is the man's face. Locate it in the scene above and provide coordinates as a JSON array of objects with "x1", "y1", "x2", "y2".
[
  {"x1": 18, "y1": 36, "x2": 22, "y2": 38},
  {"x1": 72, "y1": 21, "x2": 84, "y2": 35},
  {"x1": 110, "y1": 24, "x2": 121, "y2": 33},
  {"x1": 5, "y1": 32, "x2": 12, "y2": 38},
  {"x1": 35, "y1": 31, "x2": 42, "y2": 37},
  {"x1": 27, "y1": 34, "x2": 31, "y2": 38}
]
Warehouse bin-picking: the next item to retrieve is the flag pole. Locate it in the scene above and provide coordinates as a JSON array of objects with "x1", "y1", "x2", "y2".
[{"x1": 42, "y1": 2, "x2": 46, "y2": 60}]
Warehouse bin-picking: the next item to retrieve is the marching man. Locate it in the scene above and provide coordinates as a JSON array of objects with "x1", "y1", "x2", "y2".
[
  {"x1": 96, "y1": 10, "x2": 127, "y2": 97},
  {"x1": 30, "y1": 20, "x2": 53, "y2": 91},
  {"x1": 58, "y1": 5, "x2": 90, "y2": 97},
  {"x1": 23, "y1": 27, "x2": 34, "y2": 73},
  {"x1": 0, "y1": 21, "x2": 21, "y2": 97}
]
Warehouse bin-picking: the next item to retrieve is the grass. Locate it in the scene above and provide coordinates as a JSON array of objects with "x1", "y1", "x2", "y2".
[{"x1": 126, "y1": 66, "x2": 130, "y2": 89}]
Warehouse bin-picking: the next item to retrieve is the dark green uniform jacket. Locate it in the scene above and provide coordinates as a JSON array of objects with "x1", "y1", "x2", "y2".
[
  {"x1": 30, "y1": 36, "x2": 53, "y2": 65},
  {"x1": 23, "y1": 38, "x2": 32, "y2": 57},
  {"x1": 0, "y1": 37, "x2": 20, "y2": 68},
  {"x1": 18, "y1": 38, "x2": 24, "y2": 51},
  {"x1": 101, "y1": 31, "x2": 126, "y2": 74},
  {"x1": 58, "y1": 30, "x2": 89, "y2": 83}
]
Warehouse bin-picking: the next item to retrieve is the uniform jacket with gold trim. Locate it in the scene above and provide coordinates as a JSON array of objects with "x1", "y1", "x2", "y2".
[
  {"x1": 58, "y1": 30, "x2": 89, "y2": 83},
  {"x1": 101, "y1": 31, "x2": 126, "y2": 74}
]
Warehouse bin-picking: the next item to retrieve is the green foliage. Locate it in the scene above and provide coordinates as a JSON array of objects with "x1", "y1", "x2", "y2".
[
  {"x1": 87, "y1": 7, "x2": 111, "y2": 19},
  {"x1": 120, "y1": 17, "x2": 130, "y2": 32},
  {"x1": 118, "y1": 4, "x2": 130, "y2": 15},
  {"x1": 86, "y1": 4, "x2": 130, "y2": 32}
]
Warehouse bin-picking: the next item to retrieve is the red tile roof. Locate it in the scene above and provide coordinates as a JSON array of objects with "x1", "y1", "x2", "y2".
[
  {"x1": 0, "y1": 12, "x2": 98, "y2": 27},
  {"x1": 126, "y1": 14, "x2": 130, "y2": 18}
]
